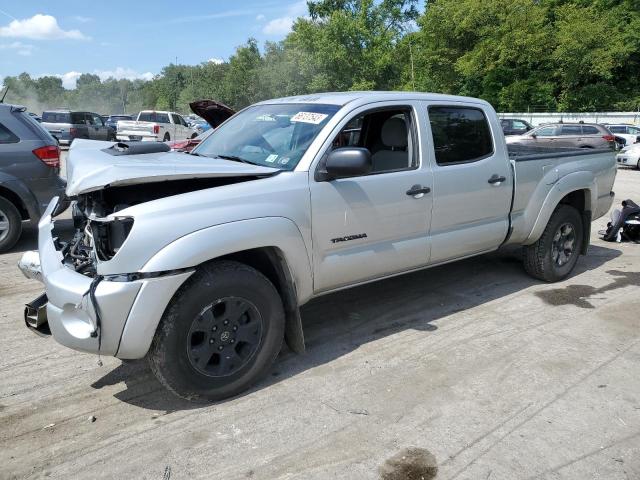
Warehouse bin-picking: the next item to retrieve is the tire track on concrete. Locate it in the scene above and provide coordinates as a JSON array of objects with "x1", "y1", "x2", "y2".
[{"x1": 446, "y1": 338, "x2": 640, "y2": 479}]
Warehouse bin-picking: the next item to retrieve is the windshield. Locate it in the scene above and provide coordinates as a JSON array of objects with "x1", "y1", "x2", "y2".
[{"x1": 193, "y1": 103, "x2": 340, "y2": 170}]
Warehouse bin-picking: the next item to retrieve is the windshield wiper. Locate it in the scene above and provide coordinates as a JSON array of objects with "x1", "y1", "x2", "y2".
[{"x1": 215, "y1": 154, "x2": 256, "y2": 165}]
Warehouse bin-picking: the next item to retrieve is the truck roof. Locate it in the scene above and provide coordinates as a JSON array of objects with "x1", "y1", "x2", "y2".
[
  {"x1": 256, "y1": 91, "x2": 492, "y2": 107},
  {"x1": 139, "y1": 110, "x2": 178, "y2": 114}
]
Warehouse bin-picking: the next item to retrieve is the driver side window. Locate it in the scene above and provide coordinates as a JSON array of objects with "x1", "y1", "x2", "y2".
[{"x1": 329, "y1": 107, "x2": 417, "y2": 174}]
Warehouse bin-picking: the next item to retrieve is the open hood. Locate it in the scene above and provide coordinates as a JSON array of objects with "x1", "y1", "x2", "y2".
[
  {"x1": 66, "y1": 139, "x2": 277, "y2": 196},
  {"x1": 189, "y1": 99, "x2": 235, "y2": 128}
]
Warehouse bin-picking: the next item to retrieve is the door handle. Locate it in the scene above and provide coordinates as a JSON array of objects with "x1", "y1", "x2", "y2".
[
  {"x1": 487, "y1": 174, "x2": 506, "y2": 185},
  {"x1": 406, "y1": 184, "x2": 431, "y2": 196}
]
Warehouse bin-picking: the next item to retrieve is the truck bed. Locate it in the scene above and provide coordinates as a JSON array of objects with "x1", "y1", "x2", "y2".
[{"x1": 507, "y1": 145, "x2": 617, "y2": 245}]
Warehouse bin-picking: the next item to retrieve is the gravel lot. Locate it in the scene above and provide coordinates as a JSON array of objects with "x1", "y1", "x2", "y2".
[{"x1": 1, "y1": 157, "x2": 639, "y2": 479}]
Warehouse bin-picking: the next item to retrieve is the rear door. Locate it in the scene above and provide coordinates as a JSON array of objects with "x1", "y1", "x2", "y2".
[
  {"x1": 426, "y1": 103, "x2": 513, "y2": 264},
  {"x1": 556, "y1": 124, "x2": 582, "y2": 147},
  {"x1": 580, "y1": 125, "x2": 607, "y2": 148}
]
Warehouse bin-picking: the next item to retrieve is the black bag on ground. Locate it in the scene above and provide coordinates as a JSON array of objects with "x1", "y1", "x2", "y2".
[{"x1": 601, "y1": 199, "x2": 640, "y2": 243}]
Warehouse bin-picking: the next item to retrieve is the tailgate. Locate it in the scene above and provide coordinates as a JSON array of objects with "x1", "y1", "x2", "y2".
[{"x1": 117, "y1": 121, "x2": 155, "y2": 134}]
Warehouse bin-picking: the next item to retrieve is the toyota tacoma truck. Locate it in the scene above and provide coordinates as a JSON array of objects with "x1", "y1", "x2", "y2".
[
  {"x1": 18, "y1": 92, "x2": 617, "y2": 401},
  {"x1": 116, "y1": 110, "x2": 197, "y2": 142}
]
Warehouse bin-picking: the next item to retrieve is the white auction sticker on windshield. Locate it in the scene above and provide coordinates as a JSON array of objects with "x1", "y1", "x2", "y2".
[
  {"x1": 265, "y1": 154, "x2": 278, "y2": 163},
  {"x1": 291, "y1": 112, "x2": 328, "y2": 124}
]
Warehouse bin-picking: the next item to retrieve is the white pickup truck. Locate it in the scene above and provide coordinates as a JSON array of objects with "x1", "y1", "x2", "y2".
[
  {"x1": 20, "y1": 92, "x2": 617, "y2": 402},
  {"x1": 116, "y1": 110, "x2": 197, "y2": 142}
]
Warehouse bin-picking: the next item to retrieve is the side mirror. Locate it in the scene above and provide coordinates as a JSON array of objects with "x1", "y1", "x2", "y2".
[
  {"x1": 322, "y1": 147, "x2": 372, "y2": 180},
  {"x1": 530, "y1": 133, "x2": 537, "y2": 139}
]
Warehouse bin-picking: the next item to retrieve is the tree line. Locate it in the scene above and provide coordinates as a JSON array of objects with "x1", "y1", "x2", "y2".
[{"x1": 3, "y1": 0, "x2": 640, "y2": 115}]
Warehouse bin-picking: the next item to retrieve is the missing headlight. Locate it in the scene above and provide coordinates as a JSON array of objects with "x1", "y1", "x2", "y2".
[{"x1": 93, "y1": 217, "x2": 134, "y2": 261}]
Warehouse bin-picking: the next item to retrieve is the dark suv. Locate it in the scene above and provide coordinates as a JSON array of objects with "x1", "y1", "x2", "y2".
[
  {"x1": 0, "y1": 103, "x2": 66, "y2": 251},
  {"x1": 41, "y1": 110, "x2": 113, "y2": 146}
]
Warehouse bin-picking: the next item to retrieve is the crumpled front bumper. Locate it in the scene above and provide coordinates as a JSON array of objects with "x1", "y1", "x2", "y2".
[{"x1": 19, "y1": 197, "x2": 192, "y2": 359}]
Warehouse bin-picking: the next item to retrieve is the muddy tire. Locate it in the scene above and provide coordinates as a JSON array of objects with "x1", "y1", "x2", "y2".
[
  {"x1": 523, "y1": 204, "x2": 583, "y2": 282},
  {"x1": 0, "y1": 196, "x2": 22, "y2": 253},
  {"x1": 148, "y1": 260, "x2": 285, "y2": 402}
]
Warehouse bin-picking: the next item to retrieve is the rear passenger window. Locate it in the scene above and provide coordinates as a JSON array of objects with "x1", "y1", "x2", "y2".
[
  {"x1": 581, "y1": 126, "x2": 599, "y2": 135},
  {"x1": 561, "y1": 126, "x2": 582, "y2": 135},
  {"x1": 0, "y1": 123, "x2": 19, "y2": 144},
  {"x1": 157, "y1": 113, "x2": 170, "y2": 124},
  {"x1": 429, "y1": 106, "x2": 493, "y2": 165}
]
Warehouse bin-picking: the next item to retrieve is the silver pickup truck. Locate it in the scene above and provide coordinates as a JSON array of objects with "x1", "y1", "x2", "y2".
[{"x1": 19, "y1": 92, "x2": 616, "y2": 401}]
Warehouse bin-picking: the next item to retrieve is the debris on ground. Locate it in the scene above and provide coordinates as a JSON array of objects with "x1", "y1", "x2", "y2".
[{"x1": 379, "y1": 447, "x2": 438, "y2": 480}]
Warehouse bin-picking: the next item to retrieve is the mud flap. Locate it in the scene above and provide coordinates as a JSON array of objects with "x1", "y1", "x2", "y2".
[
  {"x1": 285, "y1": 307, "x2": 305, "y2": 354},
  {"x1": 581, "y1": 210, "x2": 591, "y2": 255}
]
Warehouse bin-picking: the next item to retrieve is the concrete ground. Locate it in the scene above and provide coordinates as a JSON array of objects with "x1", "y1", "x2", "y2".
[{"x1": 1, "y1": 158, "x2": 639, "y2": 480}]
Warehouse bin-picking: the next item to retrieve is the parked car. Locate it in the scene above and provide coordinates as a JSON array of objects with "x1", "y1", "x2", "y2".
[
  {"x1": 0, "y1": 103, "x2": 65, "y2": 252},
  {"x1": 41, "y1": 110, "x2": 114, "y2": 145},
  {"x1": 604, "y1": 124, "x2": 640, "y2": 147},
  {"x1": 104, "y1": 114, "x2": 133, "y2": 135},
  {"x1": 506, "y1": 123, "x2": 616, "y2": 150},
  {"x1": 616, "y1": 143, "x2": 640, "y2": 169},
  {"x1": 116, "y1": 110, "x2": 197, "y2": 142},
  {"x1": 20, "y1": 92, "x2": 616, "y2": 401},
  {"x1": 166, "y1": 100, "x2": 235, "y2": 152},
  {"x1": 500, "y1": 118, "x2": 533, "y2": 136}
]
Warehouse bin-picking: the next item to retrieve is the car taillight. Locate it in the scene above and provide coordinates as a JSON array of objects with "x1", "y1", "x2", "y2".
[
  {"x1": 69, "y1": 127, "x2": 77, "y2": 137},
  {"x1": 153, "y1": 125, "x2": 160, "y2": 134},
  {"x1": 602, "y1": 134, "x2": 615, "y2": 142},
  {"x1": 32, "y1": 145, "x2": 60, "y2": 168}
]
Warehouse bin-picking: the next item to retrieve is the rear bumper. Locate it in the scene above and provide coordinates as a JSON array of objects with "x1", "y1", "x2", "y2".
[{"x1": 19, "y1": 197, "x2": 192, "y2": 358}]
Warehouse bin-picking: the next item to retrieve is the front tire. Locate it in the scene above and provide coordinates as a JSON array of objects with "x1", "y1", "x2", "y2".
[
  {"x1": 523, "y1": 204, "x2": 583, "y2": 282},
  {"x1": 0, "y1": 196, "x2": 22, "y2": 253},
  {"x1": 148, "y1": 261, "x2": 285, "y2": 402}
]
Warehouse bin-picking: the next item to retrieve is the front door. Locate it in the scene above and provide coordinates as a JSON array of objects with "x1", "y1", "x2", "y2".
[
  {"x1": 310, "y1": 102, "x2": 433, "y2": 292},
  {"x1": 426, "y1": 104, "x2": 513, "y2": 263}
]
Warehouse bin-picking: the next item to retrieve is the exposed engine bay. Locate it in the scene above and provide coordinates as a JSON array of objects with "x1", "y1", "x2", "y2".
[{"x1": 56, "y1": 176, "x2": 266, "y2": 276}]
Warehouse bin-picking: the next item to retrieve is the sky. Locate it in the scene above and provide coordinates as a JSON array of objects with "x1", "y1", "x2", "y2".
[{"x1": 0, "y1": 0, "x2": 309, "y2": 89}]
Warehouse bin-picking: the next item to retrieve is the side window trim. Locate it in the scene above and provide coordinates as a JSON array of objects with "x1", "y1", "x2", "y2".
[
  {"x1": 427, "y1": 105, "x2": 495, "y2": 166},
  {"x1": 314, "y1": 104, "x2": 421, "y2": 180}
]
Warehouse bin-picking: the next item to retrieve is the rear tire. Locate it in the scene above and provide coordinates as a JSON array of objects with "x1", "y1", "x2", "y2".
[
  {"x1": 163, "y1": 133, "x2": 170, "y2": 142},
  {"x1": 148, "y1": 260, "x2": 285, "y2": 402},
  {"x1": 523, "y1": 204, "x2": 583, "y2": 282},
  {"x1": 191, "y1": 132, "x2": 198, "y2": 139},
  {"x1": 0, "y1": 196, "x2": 22, "y2": 253}
]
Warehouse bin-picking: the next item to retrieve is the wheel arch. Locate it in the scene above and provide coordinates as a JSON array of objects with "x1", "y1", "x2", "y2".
[
  {"x1": 138, "y1": 217, "x2": 313, "y2": 354},
  {"x1": 0, "y1": 183, "x2": 34, "y2": 220},
  {"x1": 524, "y1": 172, "x2": 595, "y2": 250},
  {"x1": 216, "y1": 247, "x2": 305, "y2": 353}
]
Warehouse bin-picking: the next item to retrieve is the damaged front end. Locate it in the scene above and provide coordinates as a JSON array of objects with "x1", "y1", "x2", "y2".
[
  {"x1": 18, "y1": 139, "x2": 278, "y2": 358},
  {"x1": 63, "y1": 197, "x2": 134, "y2": 276},
  {"x1": 18, "y1": 193, "x2": 193, "y2": 358}
]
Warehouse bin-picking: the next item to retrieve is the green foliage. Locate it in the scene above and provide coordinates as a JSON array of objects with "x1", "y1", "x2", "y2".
[{"x1": 2, "y1": 0, "x2": 639, "y2": 114}]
